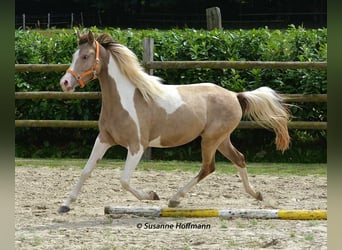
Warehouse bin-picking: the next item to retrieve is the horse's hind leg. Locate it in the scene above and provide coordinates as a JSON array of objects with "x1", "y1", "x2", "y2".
[
  {"x1": 168, "y1": 138, "x2": 218, "y2": 207},
  {"x1": 218, "y1": 138, "x2": 263, "y2": 201}
]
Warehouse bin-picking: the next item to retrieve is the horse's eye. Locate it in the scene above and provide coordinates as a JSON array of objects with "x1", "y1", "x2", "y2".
[{"x1": 82, "y1": 55, "x2": 89, "y2": 60}]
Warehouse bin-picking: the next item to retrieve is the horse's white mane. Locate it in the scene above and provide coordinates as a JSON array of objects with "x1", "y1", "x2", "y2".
[{"x1": 97, "y1": 34, "x2": 165, "y2": 102}]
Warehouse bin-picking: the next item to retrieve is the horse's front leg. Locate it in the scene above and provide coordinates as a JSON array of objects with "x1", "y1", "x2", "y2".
[
  {"x1": 58, "y1": 136, "x2": 111, "y2": 213},
  {"x1": 120, "y1": 146, "x2": 160, "y2": 200}
]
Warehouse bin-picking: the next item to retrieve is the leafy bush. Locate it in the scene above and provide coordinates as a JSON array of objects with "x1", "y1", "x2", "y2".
[{"x1": 15, "y1": 26, "x2": 327, "y2": 162}]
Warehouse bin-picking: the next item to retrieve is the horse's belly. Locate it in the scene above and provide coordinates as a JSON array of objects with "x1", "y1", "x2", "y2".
[
  {"x1": 148, "y1": 135, "x2": 198, "y2": 148},
  {"x1": 149, "y1": 136, "x2": 164, "y2": 147},
  {"x1": 149, "y1": 123, "x2": 202, "y2": 148}
]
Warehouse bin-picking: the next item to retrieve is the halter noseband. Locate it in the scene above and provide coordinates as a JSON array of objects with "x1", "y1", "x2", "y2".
[{"x1": 67, "y1": 40, "x2": 100, "y2": 88}]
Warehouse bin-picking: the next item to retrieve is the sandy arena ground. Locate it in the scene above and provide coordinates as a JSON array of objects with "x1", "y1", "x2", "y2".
[{"x1": 15, "y1": 165, "x2": 327, "y2": 249}]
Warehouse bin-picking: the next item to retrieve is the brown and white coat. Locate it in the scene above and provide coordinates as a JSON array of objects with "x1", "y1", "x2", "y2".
[{"x1": 58, "y1": 31, "x2": 290, "y2": 213}]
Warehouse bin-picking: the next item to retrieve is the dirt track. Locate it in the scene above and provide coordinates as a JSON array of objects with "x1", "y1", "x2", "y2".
[{"x1": 15, "y1": 166, "x2": 327, "y2": 249}]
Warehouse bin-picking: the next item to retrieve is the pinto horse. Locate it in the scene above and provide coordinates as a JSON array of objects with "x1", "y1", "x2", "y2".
[{"x1": 58, "y1": 31, "x2": 290, "y2": 213}]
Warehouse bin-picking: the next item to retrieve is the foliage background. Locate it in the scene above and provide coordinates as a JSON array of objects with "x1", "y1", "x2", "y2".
[{"x1": 15, "y1": 26, "x2": 327, "y2": 162}]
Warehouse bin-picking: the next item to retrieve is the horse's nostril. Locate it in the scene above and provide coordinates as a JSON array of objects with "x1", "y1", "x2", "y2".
[{"x1": 63, "y1": 80, "x2": 69, "y2": 86}]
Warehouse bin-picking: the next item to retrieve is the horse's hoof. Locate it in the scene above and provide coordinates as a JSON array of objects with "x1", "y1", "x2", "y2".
[
  {"x1": 256, "y1": 192, "x2": 263, "y2": 201},
  {"x1": 58, "y1": 205, "x2": 71, "y2": 214},
  {"x1": 148, "y1": 191, "x2": 160, "y2": 200},
  {"x1": 168, "y1": 200, "x2": 180, "y2": 208}
]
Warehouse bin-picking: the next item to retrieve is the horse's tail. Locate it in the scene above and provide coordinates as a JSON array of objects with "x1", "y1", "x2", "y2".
[{"x1": 237, "y1": 87, "x2": 291, "y2": 152}]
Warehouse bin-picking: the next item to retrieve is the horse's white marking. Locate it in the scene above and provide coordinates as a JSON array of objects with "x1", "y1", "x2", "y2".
[
  {"x1": 155, "y1": 83, "x2": 215, "y2": 115},
  {"x1": 69, "y1": 50, "x2": 79, "y2": 71},
  {"x1": 156, "y1": 85, "x2": 185, "y2": 114},
  {"x1": 120, "y1": 145, "x2": 151, "y2": 199},
  {"x1": 149, "y1": 136, "x2": 163, "y2": 147},
  {"x1": 62, "y1": 136, "x2": 111, "y2": 208},
  {"x1": 170, "y1": 176, "x2": 199, "y2": 204},
  {"x1": 120, "y1": 145, "x2": 144, "y2": 187},
  {"x1": 60, "y1": 50, "x2": 80, "y2": 92},
  {"x1": 108, "y1": 55, "x2": 141, "y2": 140}
]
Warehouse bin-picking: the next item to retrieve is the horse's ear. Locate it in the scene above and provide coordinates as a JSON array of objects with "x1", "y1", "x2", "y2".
[
  {"x1": 87, "y1": 31, "x2": 95, "y2": 44},
  {"x1": 76, "y1": 30, "x2": 81, "y2": 40}
]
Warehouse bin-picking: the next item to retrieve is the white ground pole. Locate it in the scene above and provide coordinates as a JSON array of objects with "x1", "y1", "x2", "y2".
[{"x1": 104, "y1": 206, "x2": 327, "y2": 220}]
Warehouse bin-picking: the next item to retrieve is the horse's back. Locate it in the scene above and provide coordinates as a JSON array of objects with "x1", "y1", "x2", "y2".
[
  {"x1": 177, "y1": 83, "x2": 242, "y2": 118},
  {"x1": 178, "y1": 83, "x2": 243, "y2": 133},
  {"x1": 147, "y1": 83, "x2": 242, "y2": 147}
]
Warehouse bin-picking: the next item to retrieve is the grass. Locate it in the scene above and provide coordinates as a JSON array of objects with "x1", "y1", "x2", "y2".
[
  {"x1": 14, "y1": 158, "x2": 327, "y2": 176},
  {"x1": 304, "y1": 233, "x2": 314, "y2": 241},
  {"x1": 219, "y1": 218, "x2": 228, "y2": 228}
]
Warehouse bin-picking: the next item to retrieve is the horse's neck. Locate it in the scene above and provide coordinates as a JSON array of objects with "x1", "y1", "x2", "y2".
[
  {"x1": 98, "y1": 54, "x2": 184, "y2": 117},
  {"x1": 98, "y1": 55, "x2": 138, "y2": 112}
]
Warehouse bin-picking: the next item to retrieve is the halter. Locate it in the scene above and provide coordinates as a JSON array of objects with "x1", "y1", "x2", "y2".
[{"x1": 67, "y1": 40, "x2": 100, "y2": 88}]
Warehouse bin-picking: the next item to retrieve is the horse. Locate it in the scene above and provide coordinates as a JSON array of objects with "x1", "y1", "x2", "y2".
[{"x1": 58, "y1": 31, "x2": 290, "y2": 213}]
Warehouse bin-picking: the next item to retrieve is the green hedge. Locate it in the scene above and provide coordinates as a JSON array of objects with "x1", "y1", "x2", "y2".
[{"x1": 15, "y1": 26, "x2": 327, "y2": 162}]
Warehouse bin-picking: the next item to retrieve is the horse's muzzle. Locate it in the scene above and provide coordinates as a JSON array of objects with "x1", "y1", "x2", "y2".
[{"x1": 60, "y1": 73, "x2": 77, "y2": 92}]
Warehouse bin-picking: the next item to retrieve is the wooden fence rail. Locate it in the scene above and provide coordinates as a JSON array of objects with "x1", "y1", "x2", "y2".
[
  {"x1": 14, "y1": 120, "x2": 327, "y2": 130},
  {"x1": 144, "y1": 61, "x2": 327, "y2": 70},
  {"x1": 14, "y1": 91, "x2": 327, "y2": 129},
  {"x1": 15, "y1": 38, "x2": 327, "y2": 131},
  {"x1": 15, "y1": 91, "x2": 327, "y2": 102},
  {"x1": 15, "y1": 61, "x2": 327, "y2": 72}
]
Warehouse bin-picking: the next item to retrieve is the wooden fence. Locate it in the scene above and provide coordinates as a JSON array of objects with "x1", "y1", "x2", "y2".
[{"x1": 15, "y1": 38, "x2": 327, "y2": 130}]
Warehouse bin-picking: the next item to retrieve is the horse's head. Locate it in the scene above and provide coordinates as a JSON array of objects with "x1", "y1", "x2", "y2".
[{"x1": 60, "y1": 31, "x2": 101, "y2": 92}]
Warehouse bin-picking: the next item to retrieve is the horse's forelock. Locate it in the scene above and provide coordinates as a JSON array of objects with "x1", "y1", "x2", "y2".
[{"x1": 78, "y1": 35, "x2": 90, "y2": 45}]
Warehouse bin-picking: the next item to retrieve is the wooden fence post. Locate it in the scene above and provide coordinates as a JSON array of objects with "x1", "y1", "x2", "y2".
[
  {"x1": 71, "y1": 13, "x2": 74, "y2": 28},
  {"x1": 47, "y1": 13, "x2": 50, "y2": 29},
  {"x1": 142, "y1": 38, "x2": 154, "y2": 160},
  {"x1": 206, "y1": 7, "x2": 222, "y2": 30},
  {"x1": 143, "y1": 38, "x2": 154, "y2": 75},
  {"x1": 80, "y1": 12, "x2": 84, "y2": 27},
  {"x1": 22, "y1": 13, "x2": 26, "y2": 30}
]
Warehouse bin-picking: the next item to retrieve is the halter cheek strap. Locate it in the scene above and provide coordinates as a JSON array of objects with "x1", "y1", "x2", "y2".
[{"x1": 67, "y1": 40, "x2": 100, "y2": 88}]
